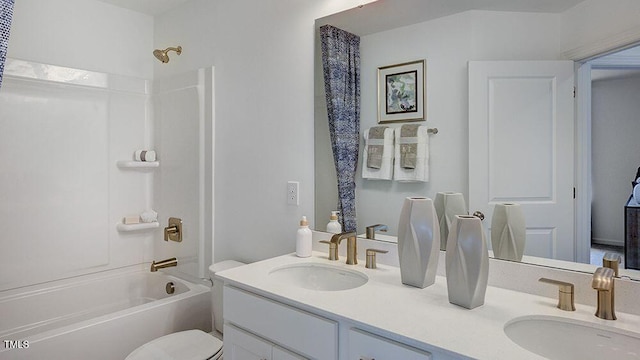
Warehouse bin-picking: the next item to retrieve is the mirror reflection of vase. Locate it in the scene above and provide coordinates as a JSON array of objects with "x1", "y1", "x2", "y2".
[
  {"x1": 446, "y1": 215, "x2": 489, "y2": 309},
  {"x1": 434, "y1": 192, "x2": 467, "y2": 251},
  {"x1": 397, "y1": 197, "x2": 440, "y2": 288},
  {"x1": 491, "y1": 203, "x2": 526, "y2": 262}
]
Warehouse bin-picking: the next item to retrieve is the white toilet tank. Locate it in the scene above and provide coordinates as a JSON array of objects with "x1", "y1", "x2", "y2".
[{"x1": 209, "y1": 260, "x2": 245, "y2": 333}]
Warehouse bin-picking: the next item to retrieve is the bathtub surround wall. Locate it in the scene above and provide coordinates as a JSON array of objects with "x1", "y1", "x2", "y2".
[
  {"x1": 1, "y1": 0, "x2": 153, "y2": 290},
  {"x1": 1, "y1": 0, "x2": 214, "y2": 291},
  {"x1": 153, "y1": 67, "x2": 214, "y2": 279},
  {"x1": 0, "y1": 59, "x2": 154, "y2": 291}
]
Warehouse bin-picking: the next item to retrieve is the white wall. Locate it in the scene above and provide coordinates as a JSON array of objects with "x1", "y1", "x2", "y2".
[
  {"x1": 9, "y1": 0, "x2": 154, "y2": 79},
  {"x1": 591, "y1": 74, "x2": 640, "y2": 246},
  {"x1": 154, "y1": 0, "x2": 375, "y2": 264},
  {"x1": 1, "y1": 0, "x2": 155, "y2": 290},
  {"x1": 561, "y1": 0, "x2": 640, "y2": 55}
]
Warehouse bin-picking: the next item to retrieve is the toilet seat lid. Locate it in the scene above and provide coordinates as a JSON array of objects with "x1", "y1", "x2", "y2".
[{"x1": 126, "y1": 330, "x2": 223, "y2": 360}]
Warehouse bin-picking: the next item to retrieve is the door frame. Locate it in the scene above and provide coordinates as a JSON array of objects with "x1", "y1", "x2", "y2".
[{"x1": 568, "y1": 29, "x2": 640, "y2": 263}]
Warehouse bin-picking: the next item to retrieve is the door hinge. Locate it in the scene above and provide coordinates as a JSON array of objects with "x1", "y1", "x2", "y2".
[
  {"x1": 573, "y1": 87, "x2": 576, "y2": 98},
  {"x1": 573, "y1": 187, "x2": 576, "y2": 199}
]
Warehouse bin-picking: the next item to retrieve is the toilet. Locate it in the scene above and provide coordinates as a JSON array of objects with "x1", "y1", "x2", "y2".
[{"x1": 126, "y1": 260, "x2": 245, "y2": 360}]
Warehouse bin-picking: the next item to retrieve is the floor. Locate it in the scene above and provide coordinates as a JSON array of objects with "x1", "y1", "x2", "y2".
[{"x1": 590, "y1": 243, "x2": 625, "y2": 267}]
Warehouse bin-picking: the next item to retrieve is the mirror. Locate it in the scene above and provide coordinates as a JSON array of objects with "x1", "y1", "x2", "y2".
[{"x1": 314, "y1": 0, "x2": 640, "y2": 279}]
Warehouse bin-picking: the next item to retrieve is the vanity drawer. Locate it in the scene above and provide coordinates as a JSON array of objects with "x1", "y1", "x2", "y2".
[
  {"x1": 348, "y1": 328, "x2": 432, "y2": 360},
  {"x1": 224, "y1": 285, "x2": 338, "y2": 359}
]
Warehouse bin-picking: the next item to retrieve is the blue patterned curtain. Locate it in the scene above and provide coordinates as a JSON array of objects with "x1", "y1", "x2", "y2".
[
  {"x1": 0, "y1": 0, "x2": 15, "y2": 89},
  {"x1": 320, "y1": 25, "x2": 360, "y2": 232}
]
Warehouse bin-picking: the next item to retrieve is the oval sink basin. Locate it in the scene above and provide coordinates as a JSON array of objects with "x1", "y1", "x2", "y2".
[
  {"x1": 269, "y1": 263, "x2": 368, "y2": 291},
  {"x1": 505, "y1": 316, "x2": 640, "y2": 360}
]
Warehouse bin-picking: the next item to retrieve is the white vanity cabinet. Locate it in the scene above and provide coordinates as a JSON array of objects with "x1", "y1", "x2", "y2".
[
  {"x1": 348, "y1": 328, "x2": 432, "y2": 360},
  {"x1": 223, "y1": 324, "x2": 306, "y2": 360},
  {"x1": 223, "y1": 285, "x2": 338, "y2": 359},
  {"x1": 224, "y1": 285, "x2": 442, "y2": 360}
]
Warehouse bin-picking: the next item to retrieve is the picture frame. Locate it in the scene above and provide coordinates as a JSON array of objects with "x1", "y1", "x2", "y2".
[{"x1": 377, "y1": 59, "x2": 426, "y2": 123}]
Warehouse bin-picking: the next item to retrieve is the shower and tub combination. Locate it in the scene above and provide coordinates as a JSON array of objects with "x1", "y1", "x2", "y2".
[
  {"x1": 0, "y1": 266, "x2": 211, "y2": 360},
  {"x1": 0, "y1": 43, "x2": 217, "y2": 358}
]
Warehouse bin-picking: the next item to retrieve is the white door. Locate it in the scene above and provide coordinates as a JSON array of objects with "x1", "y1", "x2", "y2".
[{"x1": 468, "y1": 61, "x2": 575, "y2": 261}]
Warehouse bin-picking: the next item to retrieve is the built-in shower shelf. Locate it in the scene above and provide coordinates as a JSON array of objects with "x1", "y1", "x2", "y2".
[
  {"x1": 117, "y1": 161, "x2": 159, "y2": 169},
  {"x1": 116, "y1": 222, "x2": 160, "y2": 232}
]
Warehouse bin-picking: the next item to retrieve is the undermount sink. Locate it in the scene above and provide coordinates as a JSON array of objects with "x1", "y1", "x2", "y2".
[
  {"x1": 505, "y1": 316, "x2": 640, "y2": 360},
  {"x1": 268, "y1": 263, "x2": 368, "y2": 291}
]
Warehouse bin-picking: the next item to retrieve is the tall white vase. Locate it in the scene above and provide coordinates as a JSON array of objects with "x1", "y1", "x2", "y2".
[
  {"x1": 446, "y1": 215, "x2": 489, "y2": 309},
  {"x1": 434, "y1": 192, "x2": 467, "y2": 251},
  {"x1": 397, "y1": 197, "x2": 440, "y2": 288},
  {"x1": 491, "y1": 203, "x2": 526, "y2": 262}
]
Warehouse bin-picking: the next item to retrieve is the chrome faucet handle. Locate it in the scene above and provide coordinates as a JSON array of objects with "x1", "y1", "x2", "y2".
[
  {"x1": 603, "y1": 252, "x2": 622, "y2": 277},
  {"x1": 319, "y1": 240, "x2": 338, "y2": 261},
  {"x1": 539, "y1": 278, "x2": 575, "y2": 311},
  {"x1": 592, "y1": 267, "x2": 616, "y2": 320},
  {"x1": 365, "y1": 248, "x2": 388, "y2": 269},
  {"x1": 365, "y1": 224, "x2": 388, "y2": 239}
]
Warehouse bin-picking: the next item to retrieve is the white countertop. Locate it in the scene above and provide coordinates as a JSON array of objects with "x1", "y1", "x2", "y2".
[{"x1": 217, "y1": 251, "x2": 640, "y2": 359}]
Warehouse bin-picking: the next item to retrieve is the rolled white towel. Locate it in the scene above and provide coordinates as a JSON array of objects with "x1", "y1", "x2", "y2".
[{"x1": 134, "y1": 150, "x2": 156, "y2": 162}]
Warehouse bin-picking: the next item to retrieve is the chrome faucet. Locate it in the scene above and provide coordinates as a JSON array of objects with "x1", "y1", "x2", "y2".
[
  {"x1": 150, "y1": 257, "x2": 178, "y2": 272},
  {"x1": 592, "y1": 267, "x2": 616, "y2": 320},
  {"x1": 330, "y1": 231, "x2": 358, "y2": 265},
  {"x1": 365, "y1": 224, "x2": 388, "y2": 240}
]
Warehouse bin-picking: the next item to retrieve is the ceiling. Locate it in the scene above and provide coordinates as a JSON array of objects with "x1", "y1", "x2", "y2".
[
  {"x1": 316, "y1": 0, "x2": 587, "y2": 36},
  {"x1": 96, "y1": 0, "x2": 189, "y2": 15},
  {"x1": 97, "y1": 0, "x2": 586, "y2": 20}
]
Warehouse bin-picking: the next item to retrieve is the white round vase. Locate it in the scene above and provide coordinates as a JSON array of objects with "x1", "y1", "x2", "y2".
[
  {"x1": 397, "y1": 197, "x2": 440, "y2": 288},
  {"x1": 490, "y1": 203, "x2": 526, "y2": 262}
]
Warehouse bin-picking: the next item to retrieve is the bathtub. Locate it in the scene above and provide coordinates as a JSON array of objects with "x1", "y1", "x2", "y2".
[{"x1": 0, "y1": 265, "x2": 211, "y2": 360}]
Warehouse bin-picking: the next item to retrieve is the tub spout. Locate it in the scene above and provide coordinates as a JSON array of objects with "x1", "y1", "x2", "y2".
[{"x1": 150, "y1": 257, "x2": 177, "y2": 272}]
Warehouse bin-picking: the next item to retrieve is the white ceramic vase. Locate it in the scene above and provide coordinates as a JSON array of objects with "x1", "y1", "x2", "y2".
[
  {"x1": 446, "y1": 215, "x2": 489, "y2": 309},
  {"x1": 491, "y1": 203, "x2": 526, "y2": 262},
  {"x1": 434, "y1": 192, "x2": 467, "y2": 251},
  {"x1": 397, "y1": 197, "x2": 440, "y2": 288}
]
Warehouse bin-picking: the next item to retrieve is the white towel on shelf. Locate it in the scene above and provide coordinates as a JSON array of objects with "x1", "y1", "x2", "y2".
[
  {"x1": 362, "y1": 127, "x2": 394, "y2": 180},
  {"x1": 394, "y1": 126, "x2": 429, "y2": 182}
]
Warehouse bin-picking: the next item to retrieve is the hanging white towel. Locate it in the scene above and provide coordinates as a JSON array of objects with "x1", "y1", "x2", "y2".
[
  {"x1": 393, "y1": 126, "x2": 429, "y2": 182},
  {"x1": 362, "y1": 127, "x2": 394, "y2": 180}
]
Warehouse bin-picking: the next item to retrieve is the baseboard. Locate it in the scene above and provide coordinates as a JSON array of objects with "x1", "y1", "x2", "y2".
[{"x1": 592, "y1": 238, "x2": 624, "y2": 248}]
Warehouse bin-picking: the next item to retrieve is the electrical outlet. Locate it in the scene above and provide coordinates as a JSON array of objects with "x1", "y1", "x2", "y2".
[{"x1": 287, "y1": 181, "x2": 299, "y2": 205}]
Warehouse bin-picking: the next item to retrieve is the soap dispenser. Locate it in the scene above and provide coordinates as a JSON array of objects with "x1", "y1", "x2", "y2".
[
  {"x1": 326, "y1": 211, "x2": 342, "y2": 234},
  {"x1": 296, "y1": 216, "x2": 312, "y2": 257}
]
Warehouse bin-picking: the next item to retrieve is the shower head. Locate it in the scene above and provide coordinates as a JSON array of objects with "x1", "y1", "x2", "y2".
[{"x1": 153, "y1": 46, "x2": 182, "y2": 63}]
